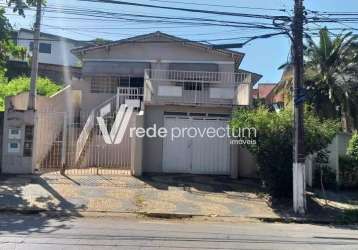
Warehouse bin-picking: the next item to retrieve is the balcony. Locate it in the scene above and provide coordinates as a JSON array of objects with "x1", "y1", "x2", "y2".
[{"x1": 144, "y1": 69, "x2": 252, "y2": 106}]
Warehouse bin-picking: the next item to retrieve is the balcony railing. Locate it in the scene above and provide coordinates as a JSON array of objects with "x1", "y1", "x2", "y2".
[
  {"x1": 145, "y1": 69, "x2": 252, "y2": 84},
  {"x1": 144, "y1": 69, "x2": 251, "y2": 106},
  {"x1": 117, "y1": 87, "x2": 143, "y2": 100}
]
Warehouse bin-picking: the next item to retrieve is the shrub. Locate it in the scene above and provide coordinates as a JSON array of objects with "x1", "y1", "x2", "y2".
[
  {"x1": 347, "y1": 132, "x2": 358, "y2": 161},
  {"x1": 314, "y1": 150, "x2": 337, "y2": 189},
  {"x1": 230, "y1": 107, "x2": 340, "y2": 197},
  {"x1": 339, "y1": 155, "x2": 358, "y2": 188},
  {"x1": 337, "y1": 132, "x2": 358, "y2": 188},
  {"x1": 0, "y1": 75, "x2": 61, "y2": 111}
]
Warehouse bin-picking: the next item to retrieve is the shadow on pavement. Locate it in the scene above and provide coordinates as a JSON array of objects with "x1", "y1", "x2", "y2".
[
  {"x1": 139, "y1": 174, "x2": 264, "y2": 194},
  {"x1": 0, "y1": 174, "x2": 84, "y2": 234},
  {"x1": 35, "y1": 176, "x2": 87, "y2": 212},
  {"x1": 0, "y1": 213, "x2": 76, "y2": 234}
]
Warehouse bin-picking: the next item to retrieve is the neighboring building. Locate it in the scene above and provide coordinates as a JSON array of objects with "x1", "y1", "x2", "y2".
[
  {"x1": 9, "y1": 29, "x2": 87, "y2": 83},
  {"x1": 2, "y1": 31, "x2": 261, "y2": 178},
  {"x1": 266, "y1": 85, "x2": 285, "y2": 106},
  {"x1": 16, "y1": 28, "x2": 85, "y2": 66},
  {"x1": 252, "y1": 83, "x2": 285, "y2": 107},
  {"x1": 258, "y1": 83, "x2": 276, "y2": 100},
  {"x1": 268, "y1": 65, "x2": 294, "y2": 107}
]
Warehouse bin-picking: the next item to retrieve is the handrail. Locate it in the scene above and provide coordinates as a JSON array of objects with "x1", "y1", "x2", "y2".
[
  {"x1": 144, "y1": 69, "x2": 252, "y2": 85},
  {"x1": 117, "y1": 87, "x2": 143, "y2": 99},
  {"x1": 75, "y1": 110, "x2": 94, "y2": 163},
  {"x1": 74, "y1": 96, "x2": 118, "y2": 164},
  {"x1": 49, "y1": 85, "x2": 71, "y2": 98},
  {"x1": 75, "y1": 87, "x2": 143, "y2": 164}
]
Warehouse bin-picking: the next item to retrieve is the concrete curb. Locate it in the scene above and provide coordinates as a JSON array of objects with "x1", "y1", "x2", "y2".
[
  {"x1": 0, "y1": 207, "x2": 46, "y2": 214},
  {"x1": 1, "y1": 207, "x2": 357, "y2": 225},
  {"x1": 252, "y1": 216, "x2": 358, "y2": 225},
  {"x1": 137, "y1": 212, "x2": 195, "y2": 219},
  {"x1": 2, "y1": 207, "x2": 344, "y2": 224}
]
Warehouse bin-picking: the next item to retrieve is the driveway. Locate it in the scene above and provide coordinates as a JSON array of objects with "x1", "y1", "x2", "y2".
[{"x1": 0, "y1": 173, "x2": 277, "y2": 218}]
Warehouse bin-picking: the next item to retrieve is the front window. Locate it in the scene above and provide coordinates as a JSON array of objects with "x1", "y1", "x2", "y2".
[
  {"x1": 90, "y1": 76, "x2": 119, "y2": 93},
  {"x1": 29, "y1": 42, "x2": 52, "y2": 54},
  {"x1": 90, "y1": 76, "x2": 144, "y2": 93},
  {"x1": 182, "y1": 82, "x2": 203, "y2": 91},
  {"x1": 119, "y1": 76, "x2": 144, "y2": 88}
]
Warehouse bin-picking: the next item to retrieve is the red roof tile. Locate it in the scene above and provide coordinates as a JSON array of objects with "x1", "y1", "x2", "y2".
[{"x1": 258, "y1": 84, "x2": 276, "y2": 99}]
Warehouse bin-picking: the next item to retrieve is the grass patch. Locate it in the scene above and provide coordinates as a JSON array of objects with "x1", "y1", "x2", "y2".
[
  {"x1": 338, "y1": 209, "x2": 358, "y2": 224},
  {"x1": 134, "y1": 194, "x2": 145, "y2": 208}
]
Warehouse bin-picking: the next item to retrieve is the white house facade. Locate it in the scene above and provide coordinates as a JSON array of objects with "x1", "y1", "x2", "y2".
[{"x1": 2, "y1": 31, "x2": 261, "y2": 178}]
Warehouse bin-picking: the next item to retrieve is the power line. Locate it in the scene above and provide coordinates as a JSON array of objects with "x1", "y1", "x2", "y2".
[
  {"x1": 5, "y1": 2, "x2": 358, "y2": 43},
  {"x1": 307, "y1": 10, "x2": 358, "y2": 31},
  {"x1": 6, "y1": 12, "x2": 278, "y2": 30},
  {"x1": 42, "y1": 5, "x2": 282, "y2": 30},
  {"x1": 145, "y1": 0, "x2": 287, "y2": 12},
  {"x1": 6, "y1": 3, "x2": 358, "y2": 33},
  {"x1": 5, "y1": 4, "x2": 283, "y2": 30},
  {"x1": 12, "y1": 30, "x2": 281, "y2": 44},
  {"x1": 6, "y1": 12, "x2": 225, "y2": 29},
  {"x1": 41, "y1": 24, "x2": 254, "y2": 37},
  {"x1": 78, "y1": 0, "x2": 283, "y2": 20},
  {"x1": 213, "y1": 31, "x2": 287, "y2": 48}
]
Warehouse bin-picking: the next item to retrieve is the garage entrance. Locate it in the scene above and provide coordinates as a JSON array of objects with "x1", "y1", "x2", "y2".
[{"x1": 162, "y1": 115, "x2": 230, "y2": 175}]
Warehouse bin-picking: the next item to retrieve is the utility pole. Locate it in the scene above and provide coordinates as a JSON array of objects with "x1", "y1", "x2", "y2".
[
  {"x1": 211, "y1": 0, "x2": 307, "y2": 215},
  {"x1": 292, "y1": 0, "x2": 306, "y2": 215},
  {"x1": 28, "y1": 0, "x2": 42, "y2": 110}
]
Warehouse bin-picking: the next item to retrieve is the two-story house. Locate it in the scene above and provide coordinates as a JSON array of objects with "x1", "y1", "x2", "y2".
[
  {"x1": 2, "y1": 31, "x2": 261, "y2": 177},
  {"x1": 9, "y1": 29, "x2": 87, "y2": 82},
  {"x1": 70, "y1": 31, "x2": 261, "y2": 176}
]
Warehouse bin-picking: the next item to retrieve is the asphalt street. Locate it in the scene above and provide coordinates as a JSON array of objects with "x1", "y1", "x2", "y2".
[{"x1": 0, "y1": 214, "x2": 357, "y2": 249}]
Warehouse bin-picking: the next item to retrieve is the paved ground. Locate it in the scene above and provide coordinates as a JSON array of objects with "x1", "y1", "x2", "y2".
[
  {"x1": 0, "y1": 174, "x2": 276, "y2": 218},
  {"x1": 0, "y1": 213, "x2": 357, "y2": 249}
]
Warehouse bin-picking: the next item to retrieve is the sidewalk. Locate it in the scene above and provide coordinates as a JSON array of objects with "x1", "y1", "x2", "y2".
[
  {"x1": 0, "y1": 173, "x2": 277, "y2": 219},
  {"x1": 2, "y1": 173, "x2": 357, "y2": 224}
]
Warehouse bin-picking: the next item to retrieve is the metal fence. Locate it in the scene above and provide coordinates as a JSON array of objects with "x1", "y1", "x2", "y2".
[{"x1": 35, "y1": 110, "x2": 133, "y2": 175}]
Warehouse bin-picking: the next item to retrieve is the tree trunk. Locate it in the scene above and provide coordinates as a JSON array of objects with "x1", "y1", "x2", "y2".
[{"x1": 342, "y1": 94, "x2": 352, "y2": 133}]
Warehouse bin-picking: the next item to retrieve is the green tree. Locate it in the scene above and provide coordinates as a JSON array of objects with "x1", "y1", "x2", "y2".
[
  {"x1": 92, "y1": 38, "x2": 112, "y2": 45},
  {"x1": 347, "y1": 132, "x2": 358, "y2": 161},
  {"x1": 6, "y1": 0, "x2": 40, "y2": 16},
  {"x1": 230, "y1": 106, "x2": 340, "y2": 197},
  {"x1": 0, "y1": 76, "x2": 61, "y2": 111},
  {"x1": 275, "y1": 28, "x2": 358, "y2": 130},
  {"x1": 0, "y1": 8, "x2": 26, "y2": 75},
  {"x1": 305, "y1": 28, "x2": 358, "y2": 131},
  {"x1": 1, "y1": 0, "x2": 44, "y2": 74}
]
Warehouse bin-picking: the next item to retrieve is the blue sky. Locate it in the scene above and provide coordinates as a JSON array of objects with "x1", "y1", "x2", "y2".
[{"x1": 4, "y1": 0, "x2": 358, "y2": 83}]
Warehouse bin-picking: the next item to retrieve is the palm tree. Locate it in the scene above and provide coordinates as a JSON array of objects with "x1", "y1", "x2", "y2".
[
  {"x1": 305, "y1": 28, "x2": 358, "y2": 131},
  {"x1": 275, "y1": 28, "x2": 358, "y2": 131},
  {"x1": 272, "y1": 64, "x2": 294, "y2": 108}
]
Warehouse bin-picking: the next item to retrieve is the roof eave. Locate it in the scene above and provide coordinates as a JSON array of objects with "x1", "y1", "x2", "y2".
[{"x1": 71, "y1": 31, "x2": 245, "y2": 60}]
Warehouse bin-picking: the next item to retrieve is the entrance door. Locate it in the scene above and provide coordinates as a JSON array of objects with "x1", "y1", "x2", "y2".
[
  {"x1": 191, "y1": 119, "x2": 230, "y2": 174},
  {"x1": 162, "y1": 117, "x2": 191, "y2": 173}
]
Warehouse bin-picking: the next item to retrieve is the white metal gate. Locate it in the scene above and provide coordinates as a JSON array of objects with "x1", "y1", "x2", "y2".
[
  {"x1": 162, "y1": 116, "x2": 230, "y2": 175},
  {"x1": 163, "y1": 117, "x2": 192, "y2": 173},
  {"x1": 35, "y1": 111, "x2": 133, "y2": 175}
]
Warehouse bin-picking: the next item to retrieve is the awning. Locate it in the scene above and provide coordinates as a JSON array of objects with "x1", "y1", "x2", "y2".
[
  {"x1": 168, "y1": 63, "x2": 218, "y2": 72},
  {"x1": 82, "y1": 61, "x2": 150, "y2": 76}
]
